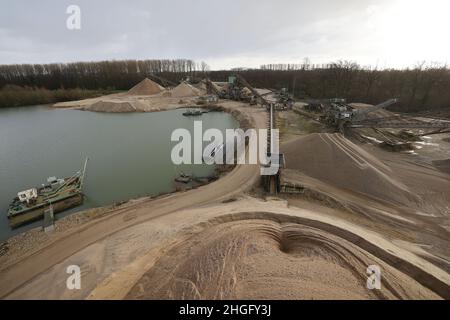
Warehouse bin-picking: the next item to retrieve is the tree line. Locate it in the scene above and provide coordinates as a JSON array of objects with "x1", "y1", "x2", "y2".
[
  {"x1": 1, "y1": 59, "x2": 449, "y2": 112},
  {"x1": 210, "y1": 61, "x2": 450, "y2": 112},
  {"x1": 0, "y1": 59, "x2": 208, "y2": 91}
]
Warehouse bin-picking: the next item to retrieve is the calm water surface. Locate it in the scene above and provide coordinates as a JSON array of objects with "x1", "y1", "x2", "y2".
[{"x1": 0, "y1": 105, "x2": 238, "y2": 241}]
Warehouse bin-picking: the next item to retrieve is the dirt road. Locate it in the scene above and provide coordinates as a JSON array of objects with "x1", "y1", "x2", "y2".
[
  {"x1": 0, "y1": 102, "x2": 266, "y2": 298},
  {"x1": 1, "y1": 102, "x2": 449, "y2": 299},
  {"x1": 5, "y1": 198, "x2": 448, "y2": 299}
]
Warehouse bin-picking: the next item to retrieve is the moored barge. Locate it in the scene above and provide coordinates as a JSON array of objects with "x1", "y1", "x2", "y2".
[{"x1": 7, "y1": 159, "x2": 88, "y2": 229}]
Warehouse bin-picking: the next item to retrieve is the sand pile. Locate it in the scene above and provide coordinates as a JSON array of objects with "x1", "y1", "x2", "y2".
[
  {"x1": 85, "y1": 100, "x2": 147, "y2": 113},
  {"x1": 281, "y1": 133, "x2": 415, "y2": 205},
  {"x1": 171, "y1": 82, "x2": 202, "y2": 98},
  {"x1": 193, "y1": 80, "x2": 207, "y2": 92},
  {"x1": 126, "y1": 218, "x2": 438, "y2": 299},
  {"x1": 127, "y1": 78, "x2": 165, "y2": 96},
  {"x1": 241, "y1": 87, "x2": 252, "y2": 95}
]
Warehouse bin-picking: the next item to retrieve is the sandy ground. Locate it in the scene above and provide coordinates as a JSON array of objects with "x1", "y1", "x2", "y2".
[
  {"x1": 1, "y1": 100, "x2": 449, "y2": 300},
  {"x1": 3, "y1": 198, "x2": 446, "y2": 300},
  {"x1": 124, "y1": 207, "x2": 441, "y2": 300},
  {"x1": 53, "y1": 79, "x2": 204, "y2": 113},
  {"x1": 0, "y1": 101, "x2": 265, "y2": 298},
  {"x1": 53, "y1": 92, "x2": 199, "y2": 113}
]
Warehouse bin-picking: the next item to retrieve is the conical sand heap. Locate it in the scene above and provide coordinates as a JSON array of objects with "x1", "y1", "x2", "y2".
[
  {"x1": 171, "y1": 82, "x2": 202, "y2": 98},
  {"x1": 128, "y1": 78, "x2": 165, "y2": 96},
  {"x1": 281, "y1": 133, "x2": 416, "y2": 205},
  {"x1": 87, "y1": 100, "x2": 147, "y2": 113}
]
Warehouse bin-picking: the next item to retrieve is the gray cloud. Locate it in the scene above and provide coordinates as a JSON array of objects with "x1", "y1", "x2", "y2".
[{"x1": 1, "y1": 0, "x2": 448, "y2": 69}]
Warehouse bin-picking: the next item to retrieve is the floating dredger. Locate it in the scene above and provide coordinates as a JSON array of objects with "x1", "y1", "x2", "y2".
[{"x1": 7, "y1": 158, "x2": 88, "y2": 229}]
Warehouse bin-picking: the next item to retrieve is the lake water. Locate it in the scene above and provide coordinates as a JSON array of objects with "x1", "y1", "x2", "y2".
[{"x1": 0, "y1": 105, "x2": 238, "y2": 241}]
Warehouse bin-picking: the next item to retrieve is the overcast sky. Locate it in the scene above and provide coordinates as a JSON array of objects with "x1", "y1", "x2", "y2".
[{"x1": 0, "y1": 0, "x2": 449, "y2": 70}]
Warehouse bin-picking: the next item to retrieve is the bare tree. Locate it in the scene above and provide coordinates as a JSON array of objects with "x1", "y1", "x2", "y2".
[
  {"x1": 329, "y1": 60, "x2": 360, "y2": 98},
  {"x1": 363, "y1": 65, "x2": 380, "y2": 102}
]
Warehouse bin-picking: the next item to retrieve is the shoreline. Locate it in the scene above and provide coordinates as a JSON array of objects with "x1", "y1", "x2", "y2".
[
  {"x1": 1, "y1": 100, "x2": 449, "y2": 299},
  {"x1": 0, "y1": 101, "x2": 254, "y2": 270}
]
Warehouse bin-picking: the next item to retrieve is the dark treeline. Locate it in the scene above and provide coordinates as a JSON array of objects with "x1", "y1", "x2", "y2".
[
  {"x1": 0, "y1": 59, "x2": 208, "y2": 91},
  {"x1": 0, "y1": 85, "x2": 115, "y2": 108},
  {"x1": 1, "y1": 59, "x2": 449, "y2": 112},
  {"x1": 209, "y1": 61, "x2": 450, "y2": 112}
]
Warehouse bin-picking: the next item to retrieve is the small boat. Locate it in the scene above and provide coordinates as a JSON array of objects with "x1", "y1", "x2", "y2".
[
  {"x1": 182, "y1": 109, "x2": 203, "y2": 116},
  {"x1": 7, "y1": 158, "x2": 88, "y2": 229},
  {"x1": 174, "y1": 172, "x2": 192, "y2": 183}
]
